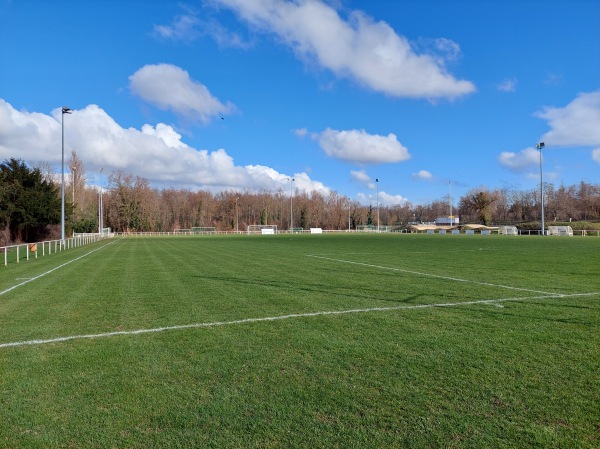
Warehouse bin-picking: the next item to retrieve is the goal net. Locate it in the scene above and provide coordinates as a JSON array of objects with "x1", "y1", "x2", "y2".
[
  {"x1": 498, "y1": 226, "x2": 518, "y2": 235},
  {"x1": 247, "y1": 225, "x2": 278, "y2": 235},
  {"x1": 191, "y1": 227, "x2": 216, "y2": 235},
  {"x1": 357, "y1": 225, "x2": 391, "y2": 233},
  {"x1": 548, "y1": 226, "x2": 573, "y2": 236},
  {"x1": 356, "y1": 225, "x2": 376, "y2": 232}
]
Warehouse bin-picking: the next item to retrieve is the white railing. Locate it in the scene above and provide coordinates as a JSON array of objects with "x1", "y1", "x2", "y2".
[
  {"x1": 1, "y1": 234, "x2": 109, "y2": 267},
  {"x1": 113, "y1": 228, "x2": 600, "y2": 237}
]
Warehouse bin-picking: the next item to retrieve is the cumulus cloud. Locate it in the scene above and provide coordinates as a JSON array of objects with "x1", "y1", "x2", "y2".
[
  {"x1": 0, "y1": 99, "x2": 60, "y2": 157},
  {"x1": 314, "y1": 128, "x2": 410, "y2": 164},
  {"x1": 357, "y1": 191, "x2": 408, "y2": 207},
  {"x1": 535, "y1": 90, "x2": 600, "y2": 146},
  {"x1": 129, "y1": 64, "x2": 237, "y2": 123},
  {"x1": 497, "y1": 78, "x2": 517, "y2": 92},
  {"x1": 153, "y1": 10, "x2": 202, "y2": 41},
  {"x1": 350, "y1": 169, "x2": 376, "y2": 188},
  {"x1": 154, "y1": 6, "x2": 251, "y2": 48},
  {"x1": 0, "y1": 99, "x2": 329, "y2": 195},
  {"x1": 209, "y1": 0, "x2": 475, "y2": 99},
  {"x1": 412, "y1": 169, "x2": 433, "y2": 180},
  {"x1": 593, "y1": 148, "x2": 600, "y2": 164},
  {"x1": 498, "y1": 147, "x2": 540, "y2": 172}
]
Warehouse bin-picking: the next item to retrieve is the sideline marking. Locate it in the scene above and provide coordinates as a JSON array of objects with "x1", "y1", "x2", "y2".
[
  {"x1": 1, "y1": 292, "x2": 596, "y2": 349},
  {"x1": 0, "y1": 240, "x2": 118, "y2": 297},
  {"x1": 307, "y1": 255, "x2": 555, "y2": 295}
]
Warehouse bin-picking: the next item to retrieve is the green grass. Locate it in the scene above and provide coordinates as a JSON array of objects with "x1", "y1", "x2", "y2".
[{"x1": 1, "y1": 234, "x2": 599, "y2": 448}]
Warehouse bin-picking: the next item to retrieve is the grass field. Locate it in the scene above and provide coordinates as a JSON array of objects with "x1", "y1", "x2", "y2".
[{"x1": 0, "y1": 234, "x2": 598, "y2": 448}]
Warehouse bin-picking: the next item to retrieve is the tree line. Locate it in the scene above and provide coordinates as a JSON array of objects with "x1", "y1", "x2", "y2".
[{"x1": 1, "y1": 156, "x2": 599, "y2": 244}]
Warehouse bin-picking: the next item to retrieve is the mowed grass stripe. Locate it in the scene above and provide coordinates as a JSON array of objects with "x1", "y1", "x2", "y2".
[{"x1": 2, "y1": 291, "x2": 597, "y2": 349}]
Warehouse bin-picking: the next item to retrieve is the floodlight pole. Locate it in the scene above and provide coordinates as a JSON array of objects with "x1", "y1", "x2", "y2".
[
  {"x1": 289, "y1": 177, "x2": 294, "y2": 232},
  {"x1": 449, "y1": 181, "x2": 453, "y2": 226},
  {"x1": 348, "y1": 201, "x2": 351, "y2": 232},
  {"x1": 61, "y1": 107, "x2": 72, "y2": 246},
  {"x1": 376, "y1": 178, "x2": 380, "y2": 232},
  {"x1": 537, "y1": 142, "x2": 545, "y2": 236},
  {"x1": 98, "y1": 168, "x2": 103, "y2": 236},
  {"x1": 98, "y1": 189, "x2": 103, "y2": 236},
  {"x1": 235, "y1": 196, "x2": 239, "y2": 233},
  {"x1": 71, "y1": 166, "x2": 76, "y2": 238}
]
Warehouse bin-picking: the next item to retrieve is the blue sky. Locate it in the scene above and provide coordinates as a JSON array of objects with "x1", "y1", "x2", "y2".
[{"x1": 1, "y1": 0, "x2": 599, "y2": 206}]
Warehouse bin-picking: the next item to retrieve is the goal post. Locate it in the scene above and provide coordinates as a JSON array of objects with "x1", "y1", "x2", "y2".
[
  {"x1": 548, "y1": 226, "x2": 573, "y2": 236},
  {"x1": 498, "y1": 226, "x2": 518, "y2": 235},
  {"x1": 247, "y1": 225, "x2": 278, "y2": 235},
  {"x1": 191, "y1": 227, "x2": 216, "y2": 235}
]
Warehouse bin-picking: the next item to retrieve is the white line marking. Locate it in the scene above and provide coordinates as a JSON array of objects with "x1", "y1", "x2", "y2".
[
  {"x1": 0, "y1": 241, "x2": 118, "y2": 297},
  {"x1": 1, "y1": 292, "x2": 596, "y2": 349},
  {"x1": 307, "y1": 254, "x2": 555, "y2": 295}
]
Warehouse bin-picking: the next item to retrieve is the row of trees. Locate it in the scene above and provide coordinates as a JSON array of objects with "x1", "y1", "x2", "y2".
[{"x1": 1, "y1": 156, "x2": 599, "y2": 244}]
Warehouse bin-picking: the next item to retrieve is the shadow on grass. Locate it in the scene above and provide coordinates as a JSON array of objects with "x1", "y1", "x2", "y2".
[
  {"x1": 461, "y1": 301, "x2": 598, "y2": 327},
  {"x1": 187, "y1": 273, "x2": 424, "y2": 305}
]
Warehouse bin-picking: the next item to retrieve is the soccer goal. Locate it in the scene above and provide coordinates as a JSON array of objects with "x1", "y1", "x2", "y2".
[
  {"x1": 191, "y1": 227, "x2": 216, "y2": 235},
  {"x1": 357, "y1": 225, "x2": 391, "y2": 233},
  {"x1": 548, "y1": 226, "x2": 573, "y2": 236},
  {"x1": 247, "y1": 225, "x2": 278, "y2": 235},
  {"x1": 498, "y1": 226, "x2": 518, "y2": 235},
  {"x1": 356, "y1": 225, "x2": 376, "y2": 232}
]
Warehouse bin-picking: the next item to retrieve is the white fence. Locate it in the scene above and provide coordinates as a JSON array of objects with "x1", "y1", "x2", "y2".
[
  {"x1": 4, "y1": 227, "x2": 596, "y2": 267},
  {"x1": 115, "y1": 229, "x2": 600, "y2": 237},
  {"x1": 1, "y1": 234, "x2": 107, "y2": 267}
]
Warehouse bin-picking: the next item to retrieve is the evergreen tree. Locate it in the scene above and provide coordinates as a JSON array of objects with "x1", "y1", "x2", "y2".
[
  {"x1": 367, "y1": 205, "x2": 373, "y2": 226},
  {"x1": 0, "y1": 158, "x2": 61, "y2": 242}
]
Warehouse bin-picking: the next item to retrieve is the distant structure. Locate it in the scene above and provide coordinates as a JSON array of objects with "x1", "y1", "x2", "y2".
[{"x1": 435, "y1": 217, "x2": 460, "y2": 226}]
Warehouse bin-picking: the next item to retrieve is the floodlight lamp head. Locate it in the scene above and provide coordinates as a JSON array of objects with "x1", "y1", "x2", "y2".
[
  {"x1": 62, "y1": 107, "x2": 72, "y2": 114},
  {"x1": 536, "y1": 142, "x2": 545, "y2": 149}
]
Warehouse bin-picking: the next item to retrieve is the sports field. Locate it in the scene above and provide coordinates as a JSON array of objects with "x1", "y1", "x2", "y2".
[{"x1": 1, "y1": 234, "x2": 598, "y2": 448}]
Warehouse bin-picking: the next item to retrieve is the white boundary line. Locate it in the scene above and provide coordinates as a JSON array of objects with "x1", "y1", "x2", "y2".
[
  {"x1": 1, "y1": 292, "x2": 597, "y2": 349},
  {"x1": 0, "y1": 240, "x2": 118, "y2": 297},
  {"x1": 307, "y1": 254, "x2": 555, "y2": 295}
]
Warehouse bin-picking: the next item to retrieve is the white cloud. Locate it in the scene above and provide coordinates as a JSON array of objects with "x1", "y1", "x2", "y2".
[
  {"x1": 498, "y1": 147, "x2": 540, "y2": 172},
  {"x1": 314, "y1": 128, "x2": 410, "y2": 164},
  {"x1": 0, "y1": 99, "x2": 329, "y2": 195},
  {"x1": 350, "y1": 169, "x2": 370, "y2": 183},
  {"x1": 593, "y1": 148, "x2": 600, "y2": 164},
  {"x1": 535, "y1": 90, "x2": 600, "y2": 146},
  {"x1": 154, "y1": 6, "x2": 251, "y2": 48},
  {"x1": 433, "y1": 38, "x2": 461, "y2": 62},
  {"x1": 0, "y1": 99, "x2": 60, "y2": 157},
  {"x1": 210, "y1": 0, "x2": 475, "y2": 99},
  {"x1": 153, "y1": 11, "x2": 202, "y2": 41},
  {"x1": 129, "y1": 64, "x2": 236, "y2": 123},
  {"x1": 350, "y1": 169, "x2": 375, "y2": 188},
  {"x1": 357, "y1": 191, "x2": 408, "y2": 206},
  {"x1": 497, "y1": 78, "x2": 517, "y2": 92},
  {"x1": 412, "y1": 169, "x2": 433, "y2": 180},
  {"x1": 293, "y1": 127, "x2": 308, "y2": 138}
]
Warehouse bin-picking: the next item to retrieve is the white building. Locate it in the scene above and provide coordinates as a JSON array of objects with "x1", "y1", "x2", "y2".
[{"x1": 435, "y1": 217, "x2": 460, "y2": 226}]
